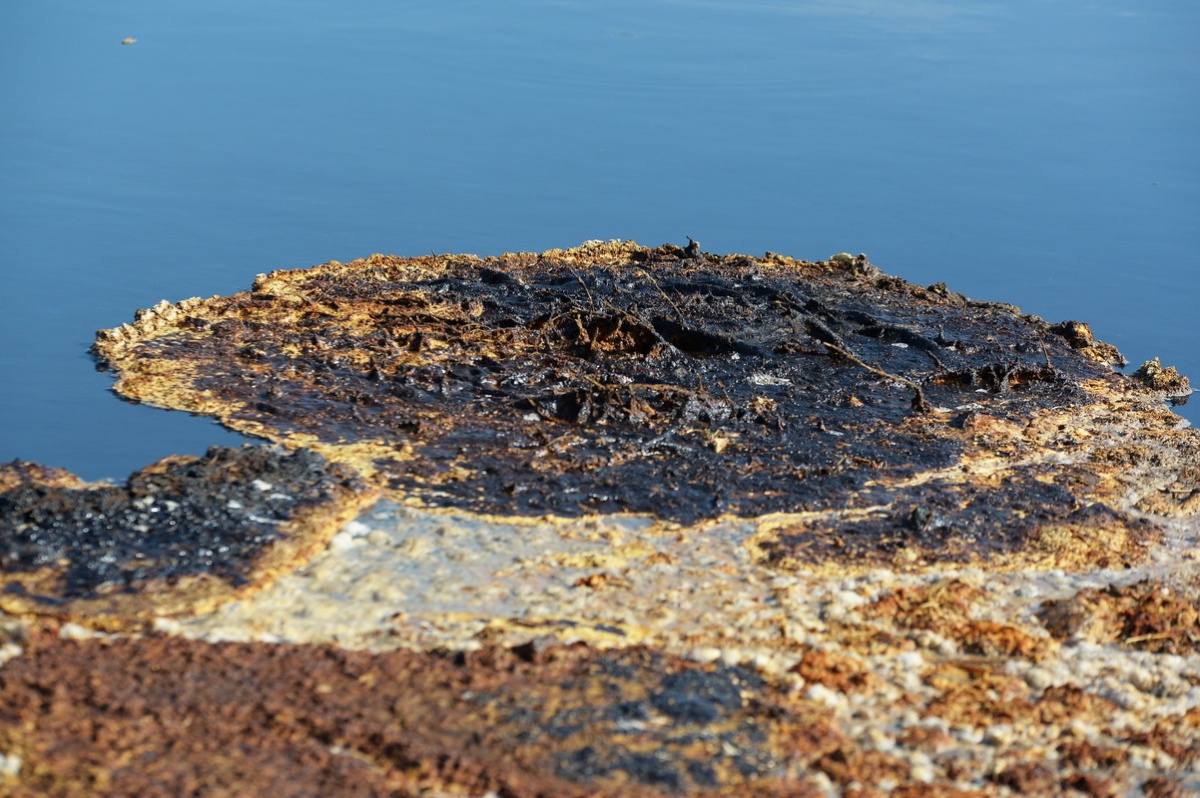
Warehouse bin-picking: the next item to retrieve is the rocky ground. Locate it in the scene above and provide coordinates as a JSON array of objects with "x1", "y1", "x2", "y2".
[{"x1": 2, "y1": 241, "x2": 1198, "y2": 796}]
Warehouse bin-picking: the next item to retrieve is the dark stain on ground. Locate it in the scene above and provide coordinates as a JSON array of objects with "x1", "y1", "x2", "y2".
[
  {"x1": 485, "y1": 652, "x2": 776, "y2": 791},
  {"x1": 0, "y1": 633, "x2": 833, "y2": 797},
  {"x1": 754, "y1": 469, "x2": 1157, "y2": 570},
  {"x1": 0, "y1": 446, "x2": 366, "y2": 608},
  {"x1": 93, "y1": 243, "x2": 1123, "y2": 540}
]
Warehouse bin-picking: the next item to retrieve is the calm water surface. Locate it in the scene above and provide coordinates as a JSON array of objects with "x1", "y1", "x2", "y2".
[{"x1": 1, "y1": 0, "x2": 1197, "y2": 480}]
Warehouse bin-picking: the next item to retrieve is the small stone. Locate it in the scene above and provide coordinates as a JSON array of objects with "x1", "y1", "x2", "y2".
[
  {"x1": 396, "y1": 536, "x2": 434, "y2": 558},
  {"x1": 687, "y1": 647, "x2": 722, "y2": 664},
  {"x1": 0, "y1": 753, "x2": 21, "y2": 779},
  {"x1": 719, "y1": 649, "x2": 742, "y2": 667},
  {"x1": 804, "y1": 683, "x2": 847, "y2": 709},
  {"x1": 908, "y1": 755, "x2": 935, "y2": 783},
  {"x1": 1024, "y1": 666, "x2": 1055, "y2": 691},
  {"x1": 835, "y1": 589, "x2": 868, "y2": 609},
  {"x1": 984, "y1": 724, "x2": 1015, "y2": 747},
  {"x1": 366, "y1": 530, "x2": 392, "y2": 547},
  {"x1": 58, "y1": 623, "x2": 95, "y2": 640},
  {"x1": 1130, "y1": 666, "x2": 1157, "y2": 693}
]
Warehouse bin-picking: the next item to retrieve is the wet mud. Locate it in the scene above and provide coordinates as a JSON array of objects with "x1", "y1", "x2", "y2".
[
  {"x1": 91, "y1": 240, "x2": 1197, "y2": 571},
  {"x1": 0, "y1": 446, "x2": 373, "y2": 629},
  {"x1": 3, "y1": 241, "x2": 1200, "y2": 796}
]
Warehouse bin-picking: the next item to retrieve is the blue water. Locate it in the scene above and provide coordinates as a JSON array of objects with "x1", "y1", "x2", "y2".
[{"x1": 2, "y1": 1, "x2": 1197, "y2": 481}]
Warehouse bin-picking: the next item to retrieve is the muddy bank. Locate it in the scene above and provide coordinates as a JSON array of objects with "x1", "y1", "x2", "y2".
[
  {"x1": 91, "y1": 240, "x2": 1194, "y2": 572},
  {"x1": 2, "y1": 241, "x2": 1199, "y2": 796}
]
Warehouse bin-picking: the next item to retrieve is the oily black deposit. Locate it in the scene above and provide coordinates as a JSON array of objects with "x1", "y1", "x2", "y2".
[
  {"x1": 92, "y1": 240, "x2": 1198, "y2": 570},
  {"x1": 0, "y1": 446, "x2": 373, "y2": 629}
]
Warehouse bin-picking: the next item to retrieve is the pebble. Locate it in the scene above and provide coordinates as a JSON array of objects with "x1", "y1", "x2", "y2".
[
  {"x1": 58, "y1": 623, "x2": 98, "y2": 640},
  {"x1": 1023, "y1": 666, "x2": 1056, "y2": 691},
  {"x1": 395, "y1": 536, "x2": 433, "y2": 557},
  {"x1": 1155, "y1": 671, "x2": 1189, "y2": 699},
  {"x1": 0, "y1": 644, "x2": 22, "y2": 668},
  {"x1": 327, "y1": 534, "x2": 361, "y2": 552},
  {"x1": 1067, "y1": 718, "x2": 1098, "y2": 739},
  {"x1": 0, "y1": 753, "x2": 21, "y2": 779},
  {"x1": 152, "y1": 618, "x2": 183, "y2": 634},
  {"x1": 805, "y1": 683, "x2": 848, "y2": 710},
  {"x1": 954, "y1": 727, "x2": 984, "y2": 745},
  {"x1": 688, "y1": 647, "x2": 722, "y2": 664},
  {"x1": 1098, "y1": 679, "x2": 1148, "y2": 711},
  {"x1": 342, "y1": 520, "x2": 372, "y2": 537},
  {"x1": 907, "y1": 753, "x2": 935, "y2": 783},
  {"x1": 863, "y1": 728, "x2": 896, "y2": 752},
  {"x1": 366, "y1": 530, "x2": 392, "y2": 547},
  {"x1": 914, "y1": 630, "x2": 958, "y2": 655},
  {"x1": 983, "y1": 724, "x2": 1014, "y2": 747},
  {"x1": 1129, "y1": 666, "x2": 1157, "y2": 693},
  {"x1": 1129, "y1": 747, "x2": 1176, "y2": 771}
]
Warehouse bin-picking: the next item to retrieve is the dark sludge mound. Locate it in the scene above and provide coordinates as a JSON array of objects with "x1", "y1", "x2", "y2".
[
  {"x1": 0, "y1": 446, "x2": 373, "y2": 629},
  {"x1": 91, "y1": 240, "x2": 1198, "y2": 571}
]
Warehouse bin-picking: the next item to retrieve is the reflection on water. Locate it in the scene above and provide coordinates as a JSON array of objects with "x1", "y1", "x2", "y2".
[{"x1": 1, "y1": 0, "x2": 1197, "y2": 480}]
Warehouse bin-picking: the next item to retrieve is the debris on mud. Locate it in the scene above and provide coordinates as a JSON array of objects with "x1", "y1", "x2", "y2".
[
  {"x1": 0, "y1": 446, "x2": 373, "y2": 629},
  {"x1": 1133, "y1": 357, "x2": 1192, "y2": 397},
  {"x1": 0, "y1": 633, "x2": 832, "y2": 797},
  {"x1": 3, "y1": 241, "x2": 1199, "y2": 797},
  {"x1": 1038, "y1": 578, "x2": 1200, "y2": 654},
  {"x1": 91, "y1": 240, "x2": 1198, "y2": 572}
]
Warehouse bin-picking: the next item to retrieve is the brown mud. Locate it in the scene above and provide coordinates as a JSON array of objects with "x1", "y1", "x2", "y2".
[{"x1": 2, "y1": 629, "x2": 1196, "y2": 798}]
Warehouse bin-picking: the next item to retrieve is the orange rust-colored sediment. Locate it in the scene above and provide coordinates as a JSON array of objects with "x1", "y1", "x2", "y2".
[{"x1": 4, "y1": 629, "x2": 1197, "y2": 797}]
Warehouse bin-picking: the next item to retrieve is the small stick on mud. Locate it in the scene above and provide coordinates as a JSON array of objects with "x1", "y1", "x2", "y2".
[
  {"x1": 821, "y1": 340, "x2": 932, "y2": 413},
  {"x1": 570, "y1": 269, "x2": 596, "y2": 308},
  {"x1": 635, "y1": 268, "x2": 686, "y2": 324}
]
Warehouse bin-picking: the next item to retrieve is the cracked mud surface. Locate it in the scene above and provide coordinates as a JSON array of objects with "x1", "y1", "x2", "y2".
[{"x1": 3, "y1": 241, "x2": 1199, "y2": 796}]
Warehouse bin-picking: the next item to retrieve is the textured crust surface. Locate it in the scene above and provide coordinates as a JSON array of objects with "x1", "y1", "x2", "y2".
[
  {"x1": 2, "y1": 629, "x2": 1199, "y2": 797},
  {"x1": 91, "y1": 240, "x2": 1196, "y2": 572},
  {"x1": 2, "y1": 242, "x2": 1199, "y2": 796},
  {"x1": 0, "y1": 446, "x2": 375, "y2": 630}
]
